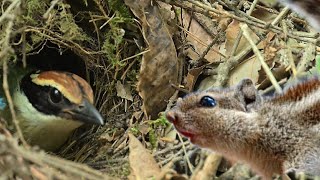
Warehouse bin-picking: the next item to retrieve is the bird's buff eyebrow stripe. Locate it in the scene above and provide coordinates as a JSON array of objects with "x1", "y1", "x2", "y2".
[{"x1": 30, "y1": 72, "x2": 93, "y2": 104}]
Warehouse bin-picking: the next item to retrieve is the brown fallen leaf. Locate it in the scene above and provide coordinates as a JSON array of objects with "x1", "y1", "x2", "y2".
[
  {"x1": 225, "y1": 20, "x2": 259, "y2": 56},
  {"x1": 128, "y1": 133, "x2": 161, "y2": 180},
  {"x1": 228, "y1": 55, "x2": 262, "y2": 86},
  {"x1": 251, "y1": 7, "x2": 278, "y2": 23},
  {"x1": 116, "y1": 81, "x2": 133, "y2": 101},
  {"x1": 185, "y1": 66, "x2": 205, "y2": 91},
  {"x1": 124, "y1": 0, "x2": 179, "y2": 119},
  {"x1": 182, "y1": 10, "x2": 227, "y2": 63}
]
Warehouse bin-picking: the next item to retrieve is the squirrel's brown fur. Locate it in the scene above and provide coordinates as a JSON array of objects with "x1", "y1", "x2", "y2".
[{"x1": 166, "y1": 78, "x2": 320, "y2": 179}]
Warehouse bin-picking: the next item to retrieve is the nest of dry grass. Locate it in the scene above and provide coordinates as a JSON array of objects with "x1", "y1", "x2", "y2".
[{"x1": 0, "y1": 0, "x2": 138, "y2": 178}]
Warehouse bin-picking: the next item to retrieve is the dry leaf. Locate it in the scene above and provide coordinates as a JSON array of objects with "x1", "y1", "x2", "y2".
[
  {"x1": 225, "y1": 20, "x2": 259, "y2": 56},
  {"x1": 278, "y1": 38, "x2": 299, "y2": 67},
  {"x1": 137, "y1": 123, "x2": 150, "y2": 135},
  {"x1": 228, "y1": 56, "x2": 262, "y2": 86},
  {"x1": 257, "y1": 32, "x2": 278, "y2": 63},
  {"x1": 125, "y1": 0, "x2": 179, "y2": 118},
  {"x1": 99, "y1": 133, "x2": 114, "y2": 142},
  {"x1": 185, "y1": 66, "x2": 205, "y2": 91},
  {"x1": 116, "y1": 81, "x2": 133, "y2": 101},
  {"x1": 182, "y1": 11, "x2": 226, "y2": 63},
  {"x1": 297, "y1": 43, "x2": 316, "y2": 73},
  {"x1": 257, "y1": 32, "x2": 276, "y2": 49},
  {"x1": 251, "y1": 8, "x2": 277, "y2": 23},
  {"x1": 128, "y1": 133, "x2": 161, "y2": 180},
  {"x1": 162, "y1": 128, "x2": 177, "y2": 143}
]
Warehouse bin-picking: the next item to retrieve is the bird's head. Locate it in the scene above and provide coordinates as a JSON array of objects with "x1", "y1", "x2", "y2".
[{"x1": 18, "y1": 70, "x2": 104, "y2": 125}]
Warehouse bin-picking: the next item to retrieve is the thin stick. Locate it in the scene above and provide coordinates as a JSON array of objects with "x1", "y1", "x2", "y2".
[
  {"x1": 1, "y1": 12, "x2": 28, "y2": 146},
  {"x1": 43, "y1": 0, "x2": 61, "y2": 19},
  {"x1": 282, "y1": 20, "x2": 297, "y2": 76},
  {"x1": 3, "y1": 59, "x2": 27, "y2": 146},
  {"x1": 271, "y1": 7, "x2": 290, "y2": 26},
  {"x1": 231, "y1": 0, "x2": 259, "y2": 56},
  {"x1": 0, "y1": 0, "x2": 20, "y2": 24},
  {"x1": 159, "y1": 0, "x2": 317, "y2": 44},
  {"x1": 178, "y1": 133, "x2": 194, "y2": 173},
  {"x1": 240, "y1": 23, "x2": 282, "y2": 93}
]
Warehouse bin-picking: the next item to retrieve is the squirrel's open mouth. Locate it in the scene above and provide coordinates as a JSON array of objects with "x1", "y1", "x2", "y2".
[{"x1": 174, "y1": 126, "x2": 195, "y2": 139}]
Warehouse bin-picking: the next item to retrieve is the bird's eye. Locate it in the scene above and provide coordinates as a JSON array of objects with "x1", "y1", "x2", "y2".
[
  {"x1": 49, "y1": 88, "x2": 62, "y2": 104},
  {"x1": 200, "y1": 96, "x2": 216, "y2": 107}
]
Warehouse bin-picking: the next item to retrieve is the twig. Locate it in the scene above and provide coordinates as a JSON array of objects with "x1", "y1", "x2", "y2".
[
  {"x1": 207, "y1": 38, "x2": 262, "y2": 89},
  {"x1": 191, "y1": 153, "x2": 222, "y2": 180},
  {"x1": 0, "y1": 0, "x2": 20, "y2": 24},
  {"x1": 271, "y1": 7, "x2": 290, "y2": 26},
  {"x1": 231, "y1": 0, "x2": 258, "y2": 56},
  {"x1": 21, "y1": 30, "x2": 27, "y2": 68},
  {"x1": 6, "y1": 136, "x2": 111, "y2": 179},
  {"x1": 153, "y1": 141, "x2": 190, "y2": 157},
  {"x1": 43, "y1": 0, "x2": 61, "y2": 19},
  {"x1": 178, "y1": 26, "x2": 227, "y2": 58},
  {"x1": 170, "y1": 83, "x2": 190, "y2": 94},
  {"x1": 100, "y1": 13, "x2": 115, "y2": 30},
  {"x1": 197, "y1": 30, "x2": 224, "y2": 61},
  {"x1": 261, "y1": 78, "x2": 287, "y2": 95},
  {"x1": 120, "y1": 49, "x2": 151, "y2": 62},
  {"x1": 159, "y1": 0, "x2": 317, "y2": 44},
  {"x1": 281, "y1": 20, "x2": 297, "y2": 76},
  {"x1": 297, "y1": 43, "x2": 316, "y2": 74},
  {"x1": 1, "y1": 5, "x2": 28, "y2": 146},
  {"x1": 159, "y1": 152, "x2": 184, "y2": 166},
  {"x1": 177, "y1": 133, "x2": 194, "y2": 173},
  {"x1": 3, "y1": 59, "x2": 28, "y2": 146},
  {"x1": 240, "y1": 23, "x2": 282, "y2": 93}
]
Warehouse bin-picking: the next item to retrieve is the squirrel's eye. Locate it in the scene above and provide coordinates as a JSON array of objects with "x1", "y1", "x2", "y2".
[{"x1": 200, "y1": 96, "x2": 216, "y2": 107}]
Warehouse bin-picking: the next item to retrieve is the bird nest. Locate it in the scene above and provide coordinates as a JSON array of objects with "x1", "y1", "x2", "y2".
[
  {"x1": 0, "y1": 0, "x2": 136, "y2": 178},
  {"x1": 1, "y1": 0, "x2": 320, "y2": 179}
]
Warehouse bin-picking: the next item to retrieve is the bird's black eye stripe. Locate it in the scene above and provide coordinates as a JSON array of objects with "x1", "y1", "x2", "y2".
[
  {"x1": 20, "y1": 72, "x2": 72, "y2": 116},
  {"x1": 200, "y1": 96, "x2": 217, "y2": 107}
]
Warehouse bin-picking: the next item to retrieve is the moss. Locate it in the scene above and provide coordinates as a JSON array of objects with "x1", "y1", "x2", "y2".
[
  {"x1": 150, "y1": 113, "x2": 170, "y2": 127},
  {"x1": 148, "y1": 128, "x2": 157, "y2": 149},
  {"x1": 101, "y1": 0, "x2": 134, "y2": 68},
  {"x1": 57, "y1": 3, "x2": 91, "y2": 42},
  {"x1": 107, "y1": 0, "x2": 132, "y2": 21},
  {"x1": 24, "y1": 0, "x2": 48, "y2": 25},
  {"x1": 148, "y1": 113, "x2": 170, "y2": 149},
  {"x1": 130, "y1": 126, "x2": 140, "y2": 136},
  {"x1": 102, "y1": 26, "x2": 126, "y2": 67}
]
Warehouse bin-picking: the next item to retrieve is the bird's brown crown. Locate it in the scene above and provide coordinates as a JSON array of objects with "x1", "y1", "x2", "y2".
[{"x1": 31, "y1": 71, "x2": 94, "y2": 104}]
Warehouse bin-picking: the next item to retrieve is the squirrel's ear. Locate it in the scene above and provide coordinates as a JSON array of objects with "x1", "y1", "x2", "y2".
[{"x1": 234, "y1": 79, "x2": 261, "y2": 110}]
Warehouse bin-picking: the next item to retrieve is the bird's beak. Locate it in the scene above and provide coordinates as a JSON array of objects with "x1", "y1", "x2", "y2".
[{"x1": 64, "y1": 99, "x2": 104, "y2": 125}]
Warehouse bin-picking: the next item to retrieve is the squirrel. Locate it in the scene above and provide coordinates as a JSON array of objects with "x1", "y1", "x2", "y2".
[{"x1": 166, "y1": 77, "x2": 320, "y2": 179}]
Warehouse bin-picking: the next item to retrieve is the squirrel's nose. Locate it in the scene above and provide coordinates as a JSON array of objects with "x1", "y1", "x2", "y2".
[{"x1": 166, "y1": 111, "x2": 177, "y2": 123}]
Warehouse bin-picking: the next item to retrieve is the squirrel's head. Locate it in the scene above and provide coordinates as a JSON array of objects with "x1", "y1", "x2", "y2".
[{"x1": 166, "y1": 79, "x2": 260, "y2": 147}]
